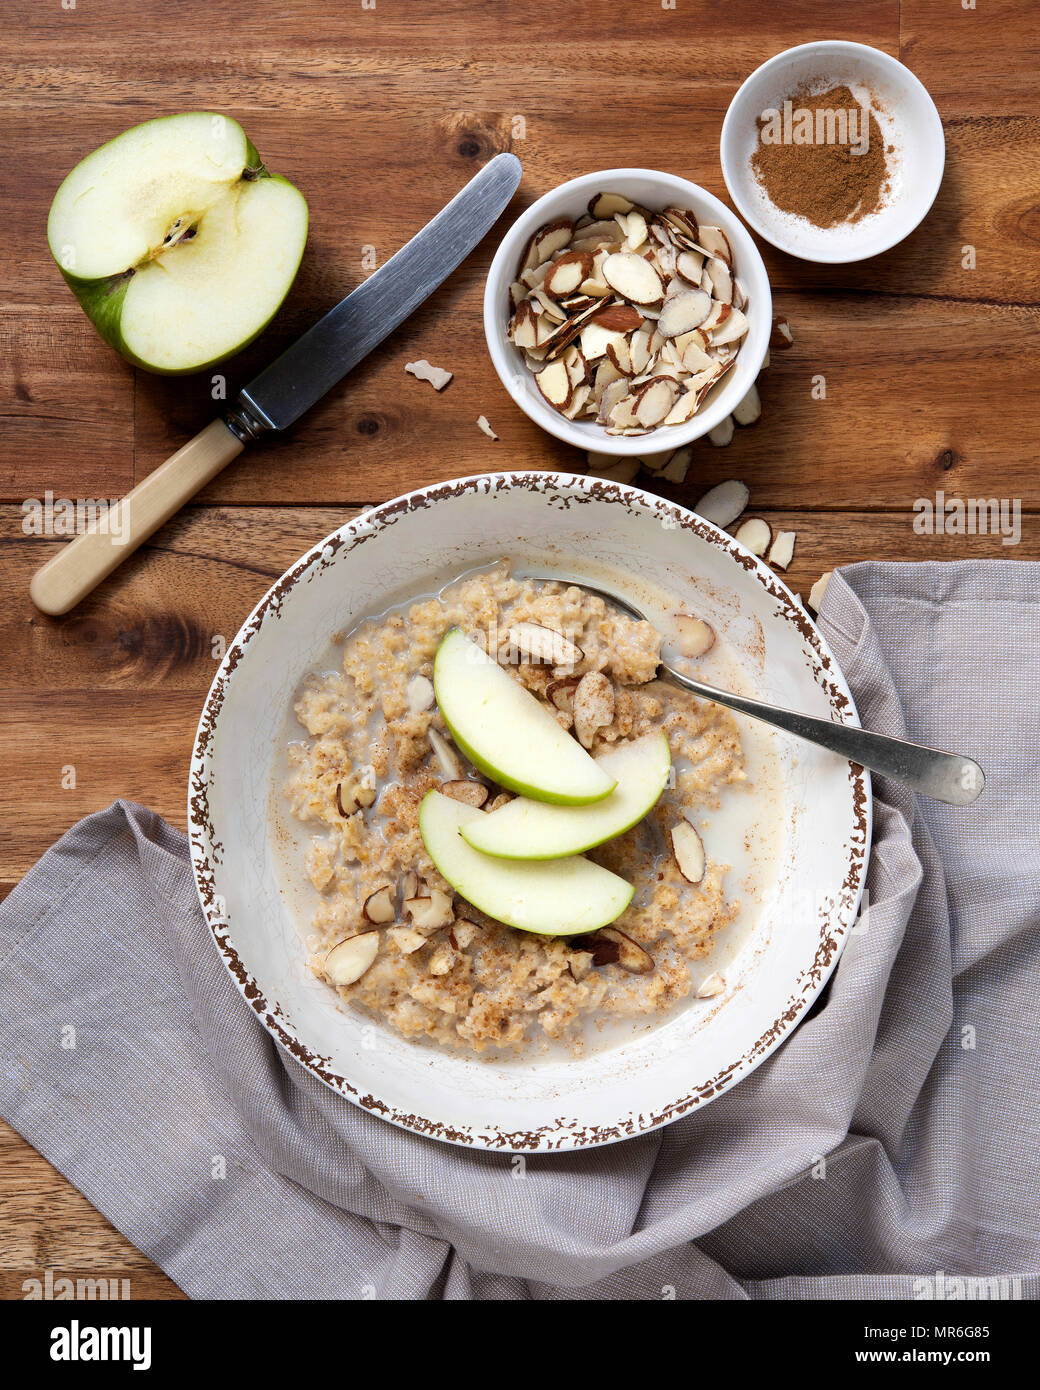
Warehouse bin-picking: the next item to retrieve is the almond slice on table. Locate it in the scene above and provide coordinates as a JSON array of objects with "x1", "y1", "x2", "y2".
[
  {"x1": 660, "y1": 446, "x2": 692, "y2": 483},
  {"x1": 602, "y1": 252, "x2": 665, "y2": 305},
  {"x1": 440, "y1": 780, "x2": 490, "y2": 808},
  {"x1": 428, "y1": 726, "x2": 462, "y2": 780},
  {"x1": 588, "y1": 191, "x2": 634, "y2": 219},
  {"x1": 522, "y1": 218, "x2": 575, "y2": 271},
  {"x1": 771, "y1": 315, "x2": 794, "y2": 349},
  {"x1": 476, "y1": 415, "x2": 498, "y2": 440},
  {"x1": 693, "y1": 479, "x2": 749, "y2": 528},
  {"x1": 732, "y1": 382, "x2": 762, "y2": 426},
  {"x1": 671, "y1": 822, "x2": 706, "y2": 884},
  {"x1": 768, "y1": 530, "x2": 797, "y2": 570},
  {"x1": 733, "y1": 517, "x2": 771, "y2": 555},
  {"x1": 696, "y1": 225, "x2": 733, "y2": 264},
  {"x1": 589, "y1": 457, "x2": 640, "y2": 482},
  {"x1": 544, "y1": 251, "x2": 594, "y2": 298},
  {"x1": 696, "y1": 971, "x2": 725, "y2": 999},
  {"x1": 363, "y1": 885, "x2": 396, "y2": 924},
  {"x1": 405, "y1": 359, "x2": 453, "y2": 391},
  {"x1": 572, "y1": 670, "x2": 615, "y2": 748},
  {"x1": 535, "y1": 359, "x2": 572, "y2": 408},
  {"x1": 586, "y1": 925, "x2": 654, "y2": 974},
  {"x1": 675, "y1": 615, "x2": 716, "y2": 658},
  {"x1": 635, "y1": 376, "x2": 680, "y2": 427},
  {"x1": 707, "y1": 415, "x2": 735, "y2": 447},
  {"x1": 657, "y1": 288, "x2": 713, "y2": 337},
  {"x1": 324, "y1": 932, "x2": 379, "y2": 986},
  {"x1": 506, "y1": 622, "x2": 583, "y2": 667}
]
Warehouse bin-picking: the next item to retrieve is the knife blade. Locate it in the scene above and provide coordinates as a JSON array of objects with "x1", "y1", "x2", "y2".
[
  {"x1": 29, "y1": 152, "x2": 523, "y2": 615},
  {"x1": 231, "y1": 151, "x2": 523, "y2": 436}
]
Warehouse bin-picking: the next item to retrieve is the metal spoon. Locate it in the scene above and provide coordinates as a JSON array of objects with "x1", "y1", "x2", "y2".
[{"x1": 522, "y1": 576, "x2": 985, "y2": 807}]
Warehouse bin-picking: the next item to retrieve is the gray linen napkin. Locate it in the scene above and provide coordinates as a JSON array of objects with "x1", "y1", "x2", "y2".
[{"x1": 2, "y1": 561, "x2": 1037, "y2": 1300}]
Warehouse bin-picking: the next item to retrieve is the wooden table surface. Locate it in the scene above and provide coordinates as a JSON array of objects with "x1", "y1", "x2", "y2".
[{"x1": 2, "y1": 0, "x2": 1037, "y2": 1300}]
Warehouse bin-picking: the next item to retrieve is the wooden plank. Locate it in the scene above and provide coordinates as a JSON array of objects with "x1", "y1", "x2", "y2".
[
  {"x1": 0, "y1": 309, "x2": 135, "y2": 502},
  {"x1": 902, "y1": 0, "x2": 1040, "y2": 114},
  {"x1": 1, "y1": 505, "x2": 367, "y2": 692},
  {"x1": 0, "y1": 1122, "x2": 185, "y2": 1300}
]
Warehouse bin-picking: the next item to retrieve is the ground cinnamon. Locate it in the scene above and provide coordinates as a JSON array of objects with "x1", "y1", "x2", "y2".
[{"x1": 750, "y1": 84, "x2": 891, "y2": 228}]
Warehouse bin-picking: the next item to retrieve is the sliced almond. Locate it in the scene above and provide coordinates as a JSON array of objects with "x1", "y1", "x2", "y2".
[
  {"x1": 521, "y1": 219, "x2": 574, "y2": 272},
  {"x1": 711, "y1": 307, "x2": 749, "y2": 346},
  {"x1": 602, "y1": 252, "x2": 664, "y2": 305},
  {"x1": 606, "y1": 336, "x2": 632, "y2": 375},
  {"x1": 597, "y1": 377, "x2": 630, "y2": 424},
  {"x1": 589, "y1": 191, "x2": 634, "y2": 219},
  {"x1": 579, "y1": 321, "x2": 627, "y2": 363},
  {"x1": 453, "y1": 919, "x2": 479, "y2": 949},
  {"x1": 696, "y1": 225, "x2": 733, "y2": 265},
  {"x1": 440, "y1": 780, "x2": 489, "y2": 808},
  {"x1": 660, "y1": 446, "x2": 692, "y2": 483},
  {"x1": 676, "y1": 249, "x2": 705, "y2": 283},
  {"x1": 400, "y1": 869, "x2": 419, "y2": 903},
  {"x1": 733, "y1": 382, "x2": 761, "y2": 426},
  {"x1": 661, "y1": 207, "x2": 700, "y2": 241},
  {"x1": 388, "y1": 926, "x2": 427, "y2": 955},
  {"x1": 544, "y1": 251, "x2": 593, "y2": 298},
  {"x1": 587, "y1": 925, "x2": 654, "y2": 974},
  {"x1": 506, "y1": 622, "x2": 583, "y2": 667},
  {"x1": 546, "y1": 676, "x2": 580, "y2": 715},
  {"x1": 593, "y1": 358, "x2": 625, "y2": 394},
  {"x1": 707, "y1": 414, "x2": 734, "y2": 447},
  {"x1": 622, "y1": 210, "x2": 649, "y2": 250},
  {"x1": 808, "y1": 571, "x2": 832, "y2": 614},
  {"x1": 572, "y1": 670, "x2": 614, "y2": 748},
  {"x1": 663, "y1": 388, "x2": 698, "y2": 426},
  {"x1": 671, "y1": 822, "x2": 706, "y2": 884},
  {"x1": 363, "y1": 884, "x2": 396, "y2": 924},
  {"x1": 674, "y1": 614, "x2": 716, "y2": 658},
  {"x1": 701, "y1": 300, "x2": 731, "y2": 335},
  {"x1": 531, "y1": 287, "x2": 566, "y2": 323},
  {"x1": 324, "y1": 932, "x2": 379, "y2": 986},
  {"x1": 428, "y1": 940, "x2": 459, "y2": 976},
  {"x1": 768, "y1": 530, "x2": 797, "y2": 571},
  {"x1": 706, "y1": 257, "x2": 734, "y2": 305},
  {"x1": 428, "y1": 727, "x2": 462, "y2": 780},
  {"x1": 404, "y1": 889, "x2": 454, "y2": 934},
  {"x1": 635, "y1": 377, "x2": 680, "y2": 427},
  {"x1": 696, "y1": 971, "x2": 725, "y2": 999},
  {"x1": 694, "y1": 479, "x2": 749, "y2": 528},
  {"x1": 657, "y1": 288, "x2": 713, "y2": 337},
  {"x1": 629, "y1": 326, "x2": 652, "y2": 375},
  {"x1": 405, "y1": 673, "x2": 435, "y2": 713},
  {"x1": 590, "y1": 302, "x2": 644, "y2": 333},
  {"x1": 770, "y1": 315, "x2": 794, "y2": 349},
  {"x1": 476, "y1": 415, "x2": 498, "y2": 440},
  {"x1": 509, "y1": 299, "x2": 539, "y2": 349},
  {"x1": 677, "y1": 335, "x2": 714, "y2": 374},
  {"x1": 733, "y1": 517, "x2": 771, "y2": 556},
  {"x1": 562, "y1": 384, "x2": 591, "y2": 419},
  {"x1": 405, "y1": 359, "x2": 453, "y2": 391},
  {"x1": 535, "y1": 359, "x2": 572, "y2": 409},
  {"x1": 569, "y1": 949, "x2": 594, "y2": 982}
]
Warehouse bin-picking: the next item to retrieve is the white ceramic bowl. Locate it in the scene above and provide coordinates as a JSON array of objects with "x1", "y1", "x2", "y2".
[
  {"x1": 721, "y1": 41, "x2": 945, "y2": 263},
  {"x1": 483, "y1": 169, "x2": 771, "y2": 455},
  {"x1": 189, "y1": 473, "x2": 870, "y2": 1150}
]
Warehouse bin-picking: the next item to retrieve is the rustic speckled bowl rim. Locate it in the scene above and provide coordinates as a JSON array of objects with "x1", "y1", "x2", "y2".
[{"x1": 188, "y1": 472, "x2": 871, "y2": 1150}]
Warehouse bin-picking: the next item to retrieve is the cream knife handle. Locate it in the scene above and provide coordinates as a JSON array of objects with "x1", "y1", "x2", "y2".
[{"x1": 29, "y1": 419, "x2": 244, "y2": 616}]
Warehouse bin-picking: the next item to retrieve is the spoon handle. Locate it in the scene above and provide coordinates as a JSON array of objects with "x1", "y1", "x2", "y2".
[{"x1": 662, "y1": 667, "x2": 985, "y2": 807}]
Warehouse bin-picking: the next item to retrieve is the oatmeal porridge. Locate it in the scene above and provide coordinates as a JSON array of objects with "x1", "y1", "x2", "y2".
[{"x1": 283, "y1": 561, "x2": 750, "y2": 1055}]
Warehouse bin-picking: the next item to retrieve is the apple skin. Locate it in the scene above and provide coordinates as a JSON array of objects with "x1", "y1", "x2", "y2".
[
  {"x1": 433, "y1": 627, "x2": 616, "y2": 806},
  {"x1": 48, "y1": 120, "x2": 308, "y2": 376},
  {"x1": 460, "y1": 731, "x2": 671, "y2": 860}
]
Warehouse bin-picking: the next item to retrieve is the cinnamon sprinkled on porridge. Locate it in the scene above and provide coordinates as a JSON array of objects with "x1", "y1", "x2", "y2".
[{"x1": 284, "y1": 562, "x2": 746, "y2": 1053}]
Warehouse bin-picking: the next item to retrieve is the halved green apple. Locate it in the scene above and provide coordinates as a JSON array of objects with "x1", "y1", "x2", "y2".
[
  {"x1": 419, "y1": 790, "x2": 633, "y2": 937},
  {"x1": 461, "y1": 731, "x2": 670, "y2": 860},
  {"x1": 47, "y1": 112, "x2": 308, "y2": 374},
  {"x1": 434, "y1": 628, "x2": 616, "y2": 805}
]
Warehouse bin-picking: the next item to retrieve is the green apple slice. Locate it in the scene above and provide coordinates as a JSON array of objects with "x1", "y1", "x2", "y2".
[
  {"x1": 47, "y1": 112, "x2": 308, "y2": 374},
  {"x1": 419, "y1": 790, "x2": 633, "y2": 937},
  {"x1": 433, "y1": 627, "x2": 615, "y2": 805},
  {"x1": 460, "y1": 731, "x2": 670, "y2": 860}
]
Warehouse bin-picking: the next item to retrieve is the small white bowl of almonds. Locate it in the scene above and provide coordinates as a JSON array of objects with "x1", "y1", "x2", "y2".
[{"x1": 484, "y1": 168, "x2": 771, "y2": 455}]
